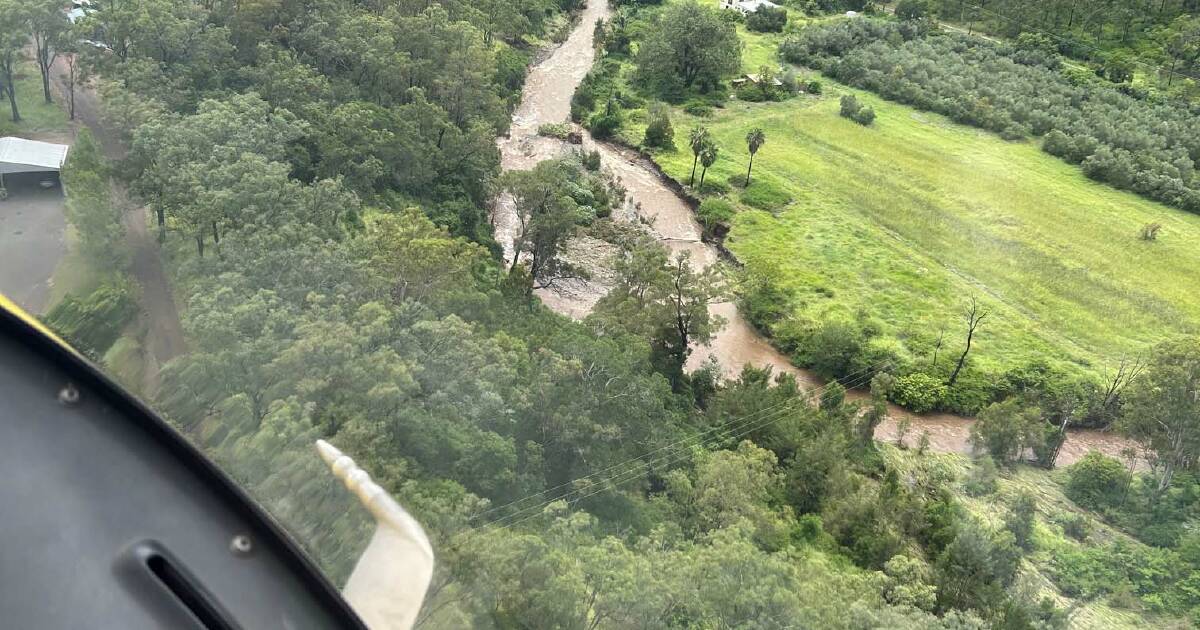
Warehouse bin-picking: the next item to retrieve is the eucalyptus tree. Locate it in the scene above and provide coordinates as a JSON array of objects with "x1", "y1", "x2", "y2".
[{"x1": 28, "y1": 0, "x2": 68, "y2": 103}]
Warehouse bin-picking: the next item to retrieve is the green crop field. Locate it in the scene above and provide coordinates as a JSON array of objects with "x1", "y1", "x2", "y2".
[{"x1": 653, "y1": 86, "x2": 1200, "y2": 376}]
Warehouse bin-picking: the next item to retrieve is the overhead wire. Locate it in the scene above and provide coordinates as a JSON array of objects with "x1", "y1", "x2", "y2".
[{"x1": 455, "y1": 359, "x2": 892, "y2": 541}]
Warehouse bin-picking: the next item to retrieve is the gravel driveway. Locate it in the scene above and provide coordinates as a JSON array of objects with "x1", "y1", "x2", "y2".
[{"x1": 0, "y1": 172, "x2": 66, "y2": 314}]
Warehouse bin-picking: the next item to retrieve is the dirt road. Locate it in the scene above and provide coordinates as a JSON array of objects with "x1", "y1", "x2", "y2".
[{"x1": 51, "y1": 56, "x2": 186, "y2": 395}]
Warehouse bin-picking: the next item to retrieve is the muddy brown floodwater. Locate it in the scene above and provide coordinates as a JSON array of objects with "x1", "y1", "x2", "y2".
[{"x1": 494, "y1": 1, "x2": 1137, "y2": 467}]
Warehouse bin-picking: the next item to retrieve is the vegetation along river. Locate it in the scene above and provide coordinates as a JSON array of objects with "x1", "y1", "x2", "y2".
[{"x1": 493, "y1": 0, "x2": 1133, "y2": 466}]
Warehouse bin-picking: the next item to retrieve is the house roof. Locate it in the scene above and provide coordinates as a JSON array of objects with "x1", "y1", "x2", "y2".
[{"x1": 0, "y1": 138, "x2": 69, "y2": 171}]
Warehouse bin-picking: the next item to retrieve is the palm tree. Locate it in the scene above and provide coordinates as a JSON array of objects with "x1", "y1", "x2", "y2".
[
  {"x1": 688, "y1": 127, "x2": 711, "y2": 187},
  {"x1": 698, "y1": 143, "x2": 719, "y2": 190},
  {"x1": 745, "y1": 128, "x2": 766, "y2": 186}
]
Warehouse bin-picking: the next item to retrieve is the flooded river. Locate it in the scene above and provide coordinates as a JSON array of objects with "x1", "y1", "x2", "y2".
[{"x1": 494, "y1": 1, "x2": 1134, "y2": 467}]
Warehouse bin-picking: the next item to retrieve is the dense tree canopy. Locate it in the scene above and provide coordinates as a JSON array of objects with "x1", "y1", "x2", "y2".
[{"x1": 634, "y1": 0, "x2": 742, "y2": 97}]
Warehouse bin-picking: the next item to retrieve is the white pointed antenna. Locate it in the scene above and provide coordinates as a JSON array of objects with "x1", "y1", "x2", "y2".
[{"x1": 316, "y1": 440, "x2": 434, "y2": 630}]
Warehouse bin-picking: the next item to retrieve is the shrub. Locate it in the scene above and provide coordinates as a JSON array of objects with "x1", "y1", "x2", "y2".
[
  {"x1": 1058, "y1": 512, "x2": 1091, "y2": 541},
  {"x1": 806, "y1": 80, "x2": 822, "y2": 94},
  {"x1": 682, "y1": 99, "x2": 713, "y2": 117},
  {"x1": 44, "y1": 282, "x2": 139, "y2": 358},
  {"x1": 1141, "y1": 222, "x2": 1163, "y2": 241},
  {"x1": 1005, "y1": 492, "x2": 1037, "y2": 551},
  {"x1": 537, "y1": 123, "x2": 572, "y2": 139},
  {"x1": 1038, "y1": 133, "x2": 1072, "y2": 162},
  {"x1": 1065, "y1": 452, "x2": 1128, "y2": 511},
  {"x1": 839, "y1": 94, "x2": 875, "y2": 125},
  {"x1": 964, "y1": 455, "x2": 999, "y2": 496},
  {"x1": 892, "y1": 372, "x2": 946, "y2": 413},
  {"x1": 852, "y1": 105, "x2": 876, "y2": 125},
  {"x1": 696, "y1": 198, "x2": 735, "y2": 233},
  {"x1": 840, "y1": 94, "x2": 862, "y2": 118},
  {"x1": 969, "y1": 398, "x2": 1043, "y2": 465},
  {"x1": 588, "y1": 112, "x2": 621, "y2": 139},
  {"x1": 581, "y1": 149, "x2": 602, "y2": 171},
  {"x1": 735, "y1": 83, "x2": 781, "y2": 102},
  {"x1": 643, "y1": 102, "x2": 675, "y2": 149},
  {"x1": 746, "y1": 5, "x2": 787, "y2": 33},
  {"x1": 941, "y1": 369, "x2": 997, "y2": 416},
  {"x1": 739, "y1": 179, "x2": 792, "y2": 211},
  {"x1": 799, "y1": 319, "x2": 884, "y2": 383}
]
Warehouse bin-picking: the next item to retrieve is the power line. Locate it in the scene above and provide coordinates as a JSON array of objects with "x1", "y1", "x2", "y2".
[
  {"x1": 465, "y1": 354, "x2": 890, "y2": 525},
  {"x1": 456, "y1": 360, "x2": 892, "y2": 541},
  {"x1": 476, "y1": 366, "x2": 886, "y2": 537}
]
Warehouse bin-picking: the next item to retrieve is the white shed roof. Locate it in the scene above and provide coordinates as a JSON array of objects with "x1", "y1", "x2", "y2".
[{"x1": 0, "y1": 137, "x2": 69, "y2": 172}]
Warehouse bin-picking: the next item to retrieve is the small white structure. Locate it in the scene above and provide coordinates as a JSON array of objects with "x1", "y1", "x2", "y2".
[
  {"x1": 0, "y1": 137, "x2": 69, "y2": 175},
  {"x1": 720, "y1": 0, "x2": 781, "y2": 15},
  {"x1": 0, "y1": 137, "x2": 69, "y2": 191}
]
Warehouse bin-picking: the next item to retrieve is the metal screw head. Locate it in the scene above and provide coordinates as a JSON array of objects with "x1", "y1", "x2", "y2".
[
  {"x1": 229, "y1": 534, "x2": 253, "y2": 556},
  {"x1": 58, "y1": 384, "x2": 80, "y2": 406}
]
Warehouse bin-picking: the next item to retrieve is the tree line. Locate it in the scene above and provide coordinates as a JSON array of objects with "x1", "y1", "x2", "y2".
[{"x1": 781, "y1": 18, "x2": 1200, "y2": 213}]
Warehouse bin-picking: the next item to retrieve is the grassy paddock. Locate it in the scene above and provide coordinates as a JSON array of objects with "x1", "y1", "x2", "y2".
[
  {"x1": 0, "y1": 61, "x2": 72, "y2": 136},
  {"x1": 603, "y1": 4, "x2": 1200, "y2": 376},
  {"x1": 652, "y1": 84, "x2": 1200, "y2": 376}
]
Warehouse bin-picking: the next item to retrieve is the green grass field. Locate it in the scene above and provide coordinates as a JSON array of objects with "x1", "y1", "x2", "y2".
[
  {"x1": 0, "y1": 62, "x2": 72, "y2": 136},
  {"x1": 652, "y1": 84, "x2": 1200, "y2": 376}
]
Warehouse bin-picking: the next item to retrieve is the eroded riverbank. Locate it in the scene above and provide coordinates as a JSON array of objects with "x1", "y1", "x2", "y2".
[{"x1": 493, "y1": 1, "x2": 1136, "y2": 467}]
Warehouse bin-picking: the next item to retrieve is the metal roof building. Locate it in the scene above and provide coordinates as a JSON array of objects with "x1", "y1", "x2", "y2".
[{"x1": 0, "y1": 137, "x2": 70, "y2": 175}]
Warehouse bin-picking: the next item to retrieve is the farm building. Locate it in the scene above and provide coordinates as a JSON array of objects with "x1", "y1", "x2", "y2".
[
  {"x1": 731, "y1": 73, "x2": 785, "y2": 88},
  {"x1": 0, "y1": 137, "x2": 69, "y2": 193},
  {"x1": 719, "y1": 0, "x2": 781, "y2": 14}
]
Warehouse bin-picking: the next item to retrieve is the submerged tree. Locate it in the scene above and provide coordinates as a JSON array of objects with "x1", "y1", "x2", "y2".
[
  {"x1": 592, "y1": 241, "x2": 725, "y2": 385},
  {"x1": 1119, "y1": 337, "x2": 1200, "y2": 494}
]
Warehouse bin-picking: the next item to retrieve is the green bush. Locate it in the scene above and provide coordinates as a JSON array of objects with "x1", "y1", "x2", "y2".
[
  {"x1": 1057, "y1": 512, "x2": 1091, "y2": 541},
  {"x1": 696, "y1": 198, "x2": 735, "y2": 233},
  {"x1": 891, "y1": 372, "x2": 947, "y2": 413},
  {"x1": 839, "y1": 94, "x2": 876, "y2": 126},
  {"x1": 746, "y1": 5, "x2": 787, "y2": 33},
  {"x1": 581, "y1": 149, "x2": 602, "y2": 171},
  {"x1": 1065, "y1": 452, "x2": 1129, "y2": 512},
  {"x1": 537, "y1": 123, "x2": 572, "y2": 139},
  {"x1": 840, "y1": 94, "x2": 862, "y2": 118},
  {"x1": 588, "y1": 112, "x2": 622, "y2": 139},
  {"x1": 739, "y1": 179, "x2": 792, "y2": 211},
  {"x1": 643, "y1": 102, "x2": 675, "y2": 149},
  {"x1": 964, "y1": 455, "x2": 999, "y2": 497},
  {"x1": 941, "y1": 368, "x2": 997, "y2": 415},
  {"x1": 682, "y1": 99, "x2": 713, "y2": 117},
  {"x1": 969, "y1": 398, "x2": 1043, "y2": 466},
  {"x1": 735, "y1": 83, "x2": 782, "y2": 102},
  {"x1": 799, "y1": 319, "x2": 880, "y2": 383},
  {"x1": 1005, "y1": 492, "x2": 1037, "y2": 551},
  {"x1": 806, "y1": 80, "x2": 823, "y2": 94},
  {"x1": 44, "y1": 282, "x2": 139, "y2": 358},
  {"x1": 853, "y1": 106, "x2": 876, "y2": 125}
]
